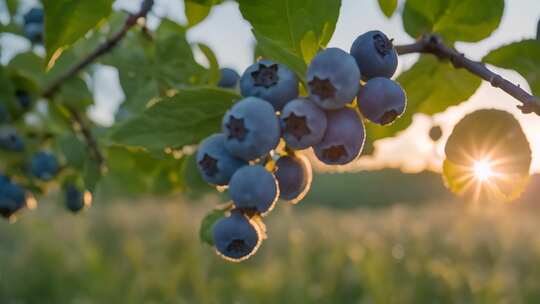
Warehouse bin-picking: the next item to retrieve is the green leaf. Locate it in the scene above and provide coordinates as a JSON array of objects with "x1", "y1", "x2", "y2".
[
  {"x1": 57, "y1": 134, "x2": 88, "y2": 170},
  {"x1": 254, "y1": 32, "x2": 307, "y2": 78},
  {"x1": 483, "y1": 40, "x2": 540, "y2": 96},
  {"x1": 238, "y1": 0, "x2": 341, "y2": 63},
  {"x1": 43, "y1": 0, "x2": 113, "y2": 67},
  {"x1": 6, "y1": 0, "x2": 19, "y2": 17},
  {"x1": 185, "y1": 0, "x2": 212, "y2": 28},
  {"x1": 199, "y1": 209, "x2": 225, "y2": 246},
  {"x1": 102, "y1": 33, "x2": 158, "y2": 114},
  {"x1": 111, "y1": 88, "x2": 240, "y2": 152},
  {"x1": 83, "y1": 157, "x2": 102, "y2": 192},
  {"x1": 197, "y1": 43, "x2": 220, "y2": 86},
  {"x1": 155, "y1": 22, "x2": 206, "y2": 88},
  {"x1": 182, "y1": 153, "x2": 212, "y2": 194},
  {"x1": 378, "y1": 0, "x2": 398, "y2": 18},
  {"x1": 0, "y1": 64, "x2": 17, "y2": 114},
  {"x1": 8, "y1": 52, "x2": 46, "y2": 89},
  {"x1": 402, "y1": 0, "x2": 504, "y2": 42},
  {"x1": 56, "y1": 77, "x2": 93, "y2": 111},
  {"x1": 367, "y1": 55, "x2": 481, "y2": 141}
]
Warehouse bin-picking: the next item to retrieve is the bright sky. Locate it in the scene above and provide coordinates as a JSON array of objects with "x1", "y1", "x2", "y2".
[{"x1": 2, "y1": 0, "x2": 540, "y2": 173}]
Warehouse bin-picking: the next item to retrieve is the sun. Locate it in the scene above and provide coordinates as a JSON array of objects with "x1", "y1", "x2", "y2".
[{"x1": 473, "y1": 159, "x2": 494, "y2": 182}]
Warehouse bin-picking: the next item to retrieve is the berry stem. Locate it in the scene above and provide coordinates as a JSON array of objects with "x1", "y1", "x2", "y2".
[
  {"x1": 395, "y1": 34, "x2": 540, "y2": 116},
  {"x1": 41, "y1": 0, "x2": 155, "y2": 168}
]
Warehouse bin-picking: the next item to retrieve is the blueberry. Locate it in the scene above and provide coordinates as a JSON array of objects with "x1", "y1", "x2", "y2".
[
  {"x1": 357, "y1": 77, "x2": 406, "y2": 125},
  {"x1": 280, "y1": 98, "x2": 327, "y2": 150},
  {"x1": 228, "y1": 165, "x2": 278, "y2": 215},
  {"x1": 350, "y1": 30, "x2": 398, "y2": 80},
  {"x1": 30, "y1": 151, "x2": 59, "y2": 181},
  {"x1": 0, "y1": 181, "x2": 27, "y2": 219},
  {"x1": 196, "y1": 134, "x2": 247, "y2": 186},
  {"x1": 23, "y1": 8, "x2": 44, "y2": 25},
  {"x1": 275, "y1": 154, "x2": 312, "y2": 203},
  {"x1": 314, "y1": 108, "x2": 365, "y2": 165},
  {"x1": 240, "y1": 60, "x2": 299, "y2": 111},
  {"x1": 307, "y1": 48, "x2": 360, "y2": 110},
  {"x1": 212, "y1": 210, "x2": 262, "y2": 262},
  {"x1": 15, "y1": 90, "x2": 32, "y2": 110},
  {"x1": 0, "y1": 127, "x2": 24, "y2": 151},
  {"x1": 23, "y1": 23, "x2": 44, "y2": 44},
  {"x1": 64, "y1": 184, "x2": 91, "y2": 213},
  {"x1": 222, "y1": 97, "x2": 280, "y2": 161},
  {"x1": 218, "y1": 68, "x2": 240, "y2": 89}
]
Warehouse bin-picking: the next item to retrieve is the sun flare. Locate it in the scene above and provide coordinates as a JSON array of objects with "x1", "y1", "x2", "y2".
[{"x1": 473, "y1": 159, "x2": 494, "y2": 182}]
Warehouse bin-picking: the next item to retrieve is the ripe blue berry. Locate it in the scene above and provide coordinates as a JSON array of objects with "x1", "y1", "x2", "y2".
[
  {"x1": 314, "y1": 108, "x2": 365, "y2": 165},
  {"x1": 0, "y1": 127, "x2": 24, "y2": 151},
  {"x1": 218, "y1": 68, "x2": 240, "y2": 89},
  {"x1": 196, "y1": 134, "x2": 247, "y2": 186},
  {"x1": 228, "y1": 165, "x2": 278, "y2": 215},
  {"x1": 357, "y1": 77, "x2": 406, "y2": 125},
  {"x1": 64, "y1": 184, "x2": 92, "y2": 213},
  {"x1": 240, "y1": 60, "x2": 299, "y2": 111},
  {"x1": 23, "y1": 8, "x2": 44, "y2": 24},
  {"x1": 16, "y1": 90, "x2": 32, "y2": 110},
  {"x1": 0, "y1": 180, "x2": 27, "y2": 219},
  {"x1": 280, "y1": 98, "x2": 327, "y2": 150},
  {"x1": 307, "y1": 48, "x2": 360, "y2": 110},
  {"x1": 350, "y1": 31, "x2": 398, "y2": 80},
  {"x1": 222, "y1": 97, "x2": 280, "y2": 161},
  {"x1": 30, "y1": 151, "x2": 59, "y2": 181},
  {"x1": 275, "y1": 154, "x2": 312, "y2": 203},
  {"x1": 212, "y1": 210, "x2": 262, "y2": 262},
  {"x1": 23, "y1": 23, "x2": 44, "y2": 44}
]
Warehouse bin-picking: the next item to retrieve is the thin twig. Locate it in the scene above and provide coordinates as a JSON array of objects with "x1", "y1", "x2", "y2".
[
  {"x1": 43, "y1": 0, "x2": 154, "y2": 97},
  {"x1": 41, "y1": 0, "x2": 155, "y2": 167},
  {"x1": 395, "y1": 34, "x2": 540, "y2": 115}
]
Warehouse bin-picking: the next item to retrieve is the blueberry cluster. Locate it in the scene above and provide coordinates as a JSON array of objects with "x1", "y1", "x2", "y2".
[
  {"x1": 198, "y1": 30, "x2": 406, "y2": 262},
  {"x1": 0, "y1": 93, "x2": 91, "y2": 218},
  {"x1": 23, "y1": 8, "x2": 44, "y2": 44}
]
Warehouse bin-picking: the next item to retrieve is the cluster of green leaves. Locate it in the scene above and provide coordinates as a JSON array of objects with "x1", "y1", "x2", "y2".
[{"x1": 0, "y1": 0, "x2": 539, "y2": 202}]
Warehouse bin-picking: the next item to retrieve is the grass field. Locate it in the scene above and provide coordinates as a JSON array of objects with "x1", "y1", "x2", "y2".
[{"x1": 1, "y1": 193, "x2": 540, "y2": 304}]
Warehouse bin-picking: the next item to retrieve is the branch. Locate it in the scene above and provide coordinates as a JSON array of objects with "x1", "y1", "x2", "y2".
[
  {"x1": 395, "y1": 34, "x2": 540, "y2": 116},
  {"x1": 41, "y1": 0, "x2": 155, "y2": 167},
  {"x1": 43, "y1": 0, "x2": 154, "y2": 97}
]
